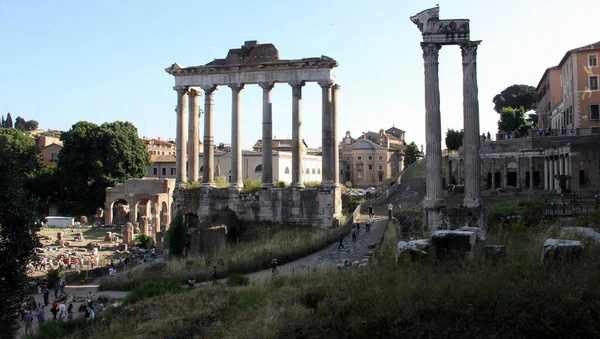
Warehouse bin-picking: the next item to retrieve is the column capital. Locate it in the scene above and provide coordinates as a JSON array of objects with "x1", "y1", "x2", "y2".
[
  {"x1": 173, "y1": 85, "x2": 188, "y2": 93},
  {"x1": 420, "y1": 43, "x2": 441, "y2": 63},
  {"x1": 460, "y1": 40, "x2": 481, "y2": 64},
  {"x1": 317, "y1": 80, "x2": 332, "y2": 88},
  {"x1": 201, "y1": 85, "x2": 218, "y2": 94},
  {"x1": 289, "y1": 80, "x2": 306, "y2": 88},
  {"x1": 188, "y1": 88, "x2": 203, "y2": 97},
  {"x1": 259, "y1": 82, "x2": 275, "y2": 90},
  {"x1": 229, "y1": 83, "x2": 245, "y2": 91},
  {"x1": 333, "y1": 84, "x2": 341, "y2": 91}
]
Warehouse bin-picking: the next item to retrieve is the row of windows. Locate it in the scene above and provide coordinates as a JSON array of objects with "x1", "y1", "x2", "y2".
[
  {"x1": 347, "y1": 165, "x2": 383, "y2": 171},
  {"x1": 345, "y1": 155, "x2": 384, "y2": 161},
  {"x1": 150, "y1": 150, "x2": 175, "y2": 155},
  {"x1": 153, "y1": 168, "x2": 176, "y2": 176}
]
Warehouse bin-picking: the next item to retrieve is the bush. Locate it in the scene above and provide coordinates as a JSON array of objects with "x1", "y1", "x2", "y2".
[
  {"x1": 46, "y1": 268, "x2": 63, "y2": 289},
  {"x1": 134, "y1": 233, "x2": 155, "y2": 249},
  {"x1": 227, "y1": 273, "x2": 250, "y2": 287},
  {"x1": 240, "y1": 179, "x2": 261, "y2": 194},
  {"x1": 215, "y1": 176, "x2": 229, "y2": 188},
  {"x1": 275, "y1": 181, "x2": 288, "y2": 188},
  {"x1": 165, "y1": 210, "x2": 187, "y2": 257},
  {"x1": 304, "y1": 181, "x2": 321, "y2": 188},
  {"x1": 345, "y1": 181, "x2": 352, "y2": 188},
  {"x1": 185, "y1": 181, "x2": 202, "y2": 189},
  {"x1": 123, "y1": 280, "x2": 183, "y2": 305}
]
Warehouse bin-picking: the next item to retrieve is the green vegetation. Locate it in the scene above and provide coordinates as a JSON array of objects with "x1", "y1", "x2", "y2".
[
  {"x1": 445, "y1": 128, "x2": 464, "y2": 151},
  {"x1": 99, "y1": 223, "x2": 334, "y2": 291},
  {"x1": 275, "y1": 180, "x2": 288, "y2": 188},
  {"x1": 226, "y1": 273, "x2": 250, "y2": 287},
  {"x1": 133, "y1": 233, "x2": 155, "y2": 249},
  {"x1": 304, "y1": 181, "x2": 321, "y2": 188},
  {"x1": 165, "y1": 210, "x2": 187, "y2": 257},
  {"x1": 240, "y1": 179, "x2": 261, "y2": 194},
  {"x1": 215, "y1": 176, "x2": 230, "y2": 188},
  {"x1": 403, "y1": 141, "x2": 420, "y2": 168},
  {"x1": 123, "y1": 280, "x2": 183, "y2": 305},
  {"x1": 185, "y1": 181, "x2": 202, "y2": 189}
]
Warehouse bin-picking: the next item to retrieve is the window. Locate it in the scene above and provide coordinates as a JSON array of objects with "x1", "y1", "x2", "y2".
[
  {"x1": 50, "y1": 152, "x2": 59, "y2": 162},
  {"x1": 306, "y1": 168, "x2": 310, "y2": 174},
  {"x1": 171, "y1": 168, "x2": 176, "y2": 175},
  {"x1": 312, "y1": 169, "x2": 316, "y2": 174},
  {"x1": 368, "y1": 156, "x2": 373, "y2": 160},
  {"x1": 153, "y1": 168, "x2": 158, "y2": 175},
  {"x1": 254, "y1": 164, "x2": 262, "y2": 172},
  {"x1": 346, "y1": 165, "x2": 351, "y2": 170},
  {"x1": 579, "y1": 170, "x2": 585, "y2": 185},
  {"x1": 590, "y1": 76, "x2": 599, "y2": 91},
  {"x1": 378, "y1": 156, "x2": 383, "y2": 160},
  {"x1": 318, "y1": 169, "x2": 321, "y2": 174},
  {"x1": 378, "y1": 165, "x2": 383, "y2": 170},
  {"x1": 357, "y1": 156, "x2": 362, "y2": 160},
  {"x1": 590, "y1": 54, "x2": 598, "y2": 67},
  {"x1": 162, "y1": 168, "x2": 166, "y2": 176},
  {"x1": 284, "y1": 167, "x2": 290, "y2": 174},
  {"x1": 346, "y1": 157, "x2": 350, "y2": 161},
  {"x1": 368, "y1": 165, "x2": 373, "y2": 171},
  {"x1": 591, "y1": 104, "x2": 600, "y2": 120}
]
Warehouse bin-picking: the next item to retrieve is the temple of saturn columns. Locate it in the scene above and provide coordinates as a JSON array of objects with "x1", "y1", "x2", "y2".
[
  {"x1": 411, "y1": 7, "x2": 487, "y2": 229},
  {"x1": 165, "y1": 41, "x2": 342, "y2": 228}
]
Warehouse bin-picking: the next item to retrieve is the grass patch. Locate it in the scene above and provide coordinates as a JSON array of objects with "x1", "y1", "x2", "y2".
[
  {"x1": 123, "y1": 280, "x2": 183, "y2": 304},
  {"x1": 226, "y1": 273, "x2": 250, "y2": 287},
  {"x1": 240, "y1": 179, "x2": 261, "y2": 194}
]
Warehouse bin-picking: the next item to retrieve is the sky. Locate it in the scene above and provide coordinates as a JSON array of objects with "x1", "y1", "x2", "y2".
[{"x1": 1, "y1": 0, "x2": 599, "y2": 151}]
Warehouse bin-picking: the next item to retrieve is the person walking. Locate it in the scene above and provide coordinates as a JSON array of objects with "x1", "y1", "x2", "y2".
[
  {"x1": 51, "y1": 301, "x2": 58, "y2": 320},
  {"x1": 23, "y1": 311, "x2": 34, "y2": 336},
  {"x1": 338, "y1": 232, "x2": 345, "y2": 249},
  {"x1": 67, "y1": 303, "x2": 74, "y2": 321},
  {"x1": 271, "y1": 258, "x2": 279, "y2": 275},
  {"x1": 59, "y1": 279, "x2": 66, "y2": 297},
  {"x1": 35, "y1": 303, "x2": 46, "y2": 324},
  {"x1": 366, "y1": 222, "x2": 371, "y2": 232},
  {"x1": 368, "y1": 205, "x2": 374, "y2": 218},
  {"x1": 351, "y1": 226, "x2": 357, "y2": 243},
  {"x1": 42, "y1": 286, "x2": 50, "y2": 306},
  {"x1": 388, "y1": 203, "x2": 394, "y2": 220}
]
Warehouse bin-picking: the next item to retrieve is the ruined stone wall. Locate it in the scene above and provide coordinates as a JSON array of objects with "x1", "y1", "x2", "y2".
[{"x1": 178, "y1": 187, "x2": 342, "y2": 228}]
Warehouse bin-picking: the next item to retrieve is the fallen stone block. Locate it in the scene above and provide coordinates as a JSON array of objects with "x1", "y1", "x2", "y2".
[
  {"x1": 541, "y1": 239, "x2": 583, "y2": 264},
  {"x1": 343, "y1": 258, "x2": 350, "y2": 266},
  {"x1": 361, "y1": 258, "x2": 369, "y2": 265},
  {"x1": 396, "y1": 239, "x2": 431, "y2": 263},
  {"x1": 431, "y1": 230, "x2": 476, "y2": 261},
  {"x1": 336, "y1": 263, "x2": 343, "y2": 269},
  {"x1": 560, "y1": 227, "x2": 600, "y2": 243},
  {"x1": 458, "y1": 226, "x2": 486, "y2": 241},
  {"x1": 484, "y1": 245, "x2": 506, "y2": 263},
  {"x1": 352, "y1": 261, "x2": 360, "y2": 268}
]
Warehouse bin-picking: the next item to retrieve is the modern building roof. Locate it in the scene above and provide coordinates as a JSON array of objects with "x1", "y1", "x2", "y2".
[{"x1": 150, "y1": 154, "x2": 176, "y2": 163}]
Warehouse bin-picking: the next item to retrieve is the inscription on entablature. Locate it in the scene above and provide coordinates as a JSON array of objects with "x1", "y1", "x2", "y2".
[{"x1": 422, "y1": 19, "x2": 470, "y2": 44}]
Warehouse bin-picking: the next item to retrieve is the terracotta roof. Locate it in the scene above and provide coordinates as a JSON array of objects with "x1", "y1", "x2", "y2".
[
  {"x1": 557, "y1": 41, "x2": 600, "y2": 67},
  {"x1": 150, "y1": 154, "x2": 176, "y2": 163}
]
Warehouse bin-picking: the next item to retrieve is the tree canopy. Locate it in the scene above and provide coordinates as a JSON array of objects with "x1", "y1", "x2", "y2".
[
  {"x1": 0, "y1": 129, "x2": 41, "y2": 336},
  {"x1": 58, "y1": 121, "x2": 151, "y2": 215},
  {"x1": 445, "y1": 129, "x2": 464, "y2": 151},
  {"x1": 404, "y1": 142, "x2": 420, "y2": 168},
  {"x1": 492, "y1": 84, "x2": 537, "y2": 113},
  {"x1": 497, "y1": 107, "x2": 532, "y2": 135},
  {"x1": 2, "y1": 113, "x2": 13, "y2": 128}
]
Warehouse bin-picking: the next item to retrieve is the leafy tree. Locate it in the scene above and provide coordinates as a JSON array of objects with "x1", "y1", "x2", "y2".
[
  {"x1": 404, "y1": 141, "x2": 420, "y2": 168},
  {"x1": 4, "y1": 113, "x2": 13, "y2": 128},
  {"x1": 165, "y1": 210, "x2": 187, "y2": 257},
  {"x1": 0, "y1": 128, "x2": 41, "y2": 336},
  {"x1": 14, "y1": 116, "x2": 26, "y2": 131},
  {"x1": 24, "y1": 120, "x2": 39, "y2": 131},
  {"x1": 445, "y1": 129, "x2": 464, "y2": 151},
  {"x1": 26, "y1": 165, "x2": 66, "y2": 215},
  {"x1": 134, "y1": 233, "x2": 155, "y2": 249},
  {"x1": 498, "y1": 107, "x2": 532, "y2": 135},
  {"x1": 527, "y1": 113, "x2": 539, "y2": 128},
  {"x1": 1, "y1": 115, "x2": 4, "y2": 128},
  {"x1": 493, "y1": 84, "x2": 537, "y2": 113},
  {"x1": 58, "y1": 121, "x2": 151, "y2": 215}
]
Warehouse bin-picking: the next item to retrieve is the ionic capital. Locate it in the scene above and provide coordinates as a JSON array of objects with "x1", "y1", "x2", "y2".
[
  {"x1": 188, "y1": 88, "x2": 203, "y2": 97},
  {"x1": 420, "y1": 43, "x2": 441, "y2": 63},
  {"x1": 173, "y1": 85, "x2": 188, "y2": 93},
  {"x1": 201, "y1": 85, "x2": 218, "y2": 95},
  {"x1": 229, "y1": 83, "x2": 245, "y2": 92},
  {"x1": 460, "y1": 40, "x2": 481, "y2": 64},
  {"x1": 289, "y1": 80, "x2": 306, "y2": 88},
  {"x1": 317, "y1": 80, "x2": 332, "y2": 88},
  {"x1": 259, "y1": 82, "x2": 275, "y2": 90}
]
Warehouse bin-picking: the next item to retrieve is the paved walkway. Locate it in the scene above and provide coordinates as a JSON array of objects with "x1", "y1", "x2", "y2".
[{"x1": 246, "y1": 215, "x2": 389, "y2": 281}]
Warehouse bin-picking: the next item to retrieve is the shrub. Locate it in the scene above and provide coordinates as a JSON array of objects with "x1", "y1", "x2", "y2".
[
  {"x1": 165, "y1": 210, "x2": 187, "y2": 257},
  {"x1": 123, "y1": 280, "x2": 183, "y2": 305},
  {"x1": 185, "y1": 181, "x2": 202, "y2": 189},
  {"x1": 304, "y1": 181, "x2": 321, "y2": 188},
  {"x1": 345, "y1": 181, "x2": 352, "y2": 188},
  {"x1": 215, "y1": 176, "x2": 229, "y2": 188},
  {"x1": 46, "y1": 268, "x2": 63, "y2": 289},
  {"x1": 275, "y1": 180, "x2": 288, "y2": 188},
  {"x1": 241, "y1": 179, "x2": 261, "y2": 194},
  {"x1": 227, "y1": 273, "x2": 250, "y2": 287},
  {"x1": 134, "y1": 233, "x2": 155, "y2": 249}
]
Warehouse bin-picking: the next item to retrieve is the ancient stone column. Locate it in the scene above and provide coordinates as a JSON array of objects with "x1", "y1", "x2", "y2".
[
  {"x1": 140, "y1": 216, "x2": 149, "y2": 235},
  {"x1": 461, "y1": 41, "x2": 482, "y2": 207},
  {"x1": 174, "y1": 86, "x2": 188, "y2": 184},
  {"x1": 332, "y1": 84, "x2": 340, "y2": 185},
  {"x1": 202, "y1": 86, "x2": 217, "y2": 187},
  {"x1": 421, "y1": 43, "x2": 444, "y2": 208},
  {"x1": 260, "y1": 82, "x2": 275, "y2": 188},
  {"x1": 229, "y1": 83, "x2": 245, "y2": 188},
  {"x1": 123, "y1": 222, "x2": 133, "y2": 246},
  {"x1": 319, "y1": 80, "x2": 334, "y2": 187},
  {"x1": 529, "y1": 156, "x2": 535, "y2": 190},
  {"x1": 290, "y1": 81, "x2": 305, "y2": 188},
  {"x1": 549, "y1": 156, "x2": 555, "y2": 190},
  {"x1": 544, "y1": 156, "x2": 549, "y2": 190},
  {"x1": 188, "y1": 88, "x2": 202, "y2": 182}
]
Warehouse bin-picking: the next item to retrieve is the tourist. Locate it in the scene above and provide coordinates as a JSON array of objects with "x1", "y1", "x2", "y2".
[
  {"x1": 54, "y1": 284, "x2": 59, "y2": 299},
  {"x1": 338, "y1": 232, "x2": 344, "y2": 249},
  {"x1": 368, "y1": 205, "x2": 374, "y2": 218},
  {"x1": 271, "y1": 258, "x2": 279, "y2": 275},
  {"x1": 212, "y1": 266, "x2": 218, "y2": 280},
  {"x1": 67, "y1": 303, "x2": 74, "y2": 321},
  {"x1": 42, "y1": 286, "x2": 50, "y2": 306},
  {"x1": 366, "y1": 222, "x2": 371, "y2": 232},
  {"x1": 59, "y1": 279, "x2": 66, "y2": 297},
  {"x1": 57, "y1": 303, "x2": 67, "y2": 322},
  {"x1": 124, "y1": 256, "x2": 130, "y2": 269},
  {"x1": 351, "y1": 226, "x2": 357, "y2": 243},
  {"x1": 90, "y1": 257, "x2": 95, "y2": 269},
  {"x1": 50, "y1": 301, "x2": 58, "y2": 320},
  {"x1": 188, "y1": 278, "x2": 196, "y2": 287},
  {"x1": 388, "y1": 203, "x2": 394, "y2": 220},
  {"x1": 35, "y1": 303, "x2": 46, "y2": 324},
  {"x1": 36, "y1": 278, "x2": 42, "y2": 294},
  {"x1": 23, "y1": 311, "x2": 34, "y2": 336}
]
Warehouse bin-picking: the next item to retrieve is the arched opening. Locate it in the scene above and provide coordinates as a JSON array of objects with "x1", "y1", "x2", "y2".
[
  {"x1": 284, "y1": 167, "x2": 290, "y2": 174},
  {"x1": 111, "y1": 198, "x2": 130, "y2": 225},
  {"x1": 318, "y1": 169, "x2": 321, "y2": 174},
  {"x1": 135, "y1": 198, "x2": 152, "y2": 225},
  {"x1": 305, "y1": 168, "x2": 310, "y2": 174},
  {"x1": 312, "y1": 169, "x2": 316, "y2": 174},
  {"x1": 160, "y1": 201, "x2": 169, "y2": 232},
  {"x1": 254, "y1": 164, "x2": 263, "y2": 172}
]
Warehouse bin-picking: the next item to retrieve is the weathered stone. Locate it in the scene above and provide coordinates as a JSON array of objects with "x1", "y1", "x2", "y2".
[
  {"x1": 397, "y1": 239, "x2": 430, "y2": 263},
  {"x1": 361, "y1": 258, "x2": 369, "y2": 265},
  {"x1": 541, "y1": 239, "x2": 583, "y2": 264},
  {"x1": 352, "y1": 261, "x2": 360, "y2": 268},
  {"x1": 483, "y1": 245, "x2": 506, "y2": 263},
  {"x1": 86, "y1": 242, "x2": 97, "y2": 249},
  {"x1": 104, "y1": 232, "x2": 113, "y2": 242},
  {"x1": 122, "y1": 222, "x2": 133, "y2": 246},
  {"x1": 431, "y1": 230, "x2": 476, "y2": 261},
  {"x1": 140, "y1": 216, "x2": 149, "y2": 235},
  {"x1": 56, "y1": 232, "x2": 63, "y2": 240},
  {"x1": 560, "y1": 227, "x2": 600, "y2": 243},
  {"x1": 55, "y1": 239, "x2": 65, "y2": 246},
  {"x1": 343, "y1": 259, "x2": 350, "y2": 266},
  {"x1": 458, "y1": 226, "x2": 486, "y2": 241}
]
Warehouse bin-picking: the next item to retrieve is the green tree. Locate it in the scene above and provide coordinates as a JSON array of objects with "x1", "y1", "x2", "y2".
[
  {"x1": 527, "y1": 113, "x2": 539, "y2": 128},
  {"x1": 165, "y1": 210, "x2": 187, "y2": 257},
  {"x1": 445, "y1": 128, "x2": 464, "y2": 151},
  {"x1": 498, "y1": 107, "x2": 532, "y2": 135},
  {"x1": 58, "y1": 121, "x2": 151, "y2": 215},
  {"x1": 493, "y1": 84, "x2": 537, "y2": 113},
  {"x1": 134, "y1": 233, "x2": 155, "y2": 249},
  {"x1": 404, "y1": 142, "x2": 420, "y2": 168},
  {"x1": 24, "y1": 120, "x2": 39, "y2": 131},
  {"x1": 0, "y1": 129, "x2": 41, "y2": 336},
  {"x1": 26, "y1": 165, "x2": 66, "y2": 216},
  {"x1": 4, "y1": 113, "x2": 13, "y2": 128},
  {"x1": 14, "y1": 116, "x2": 26, "y2": 131}
]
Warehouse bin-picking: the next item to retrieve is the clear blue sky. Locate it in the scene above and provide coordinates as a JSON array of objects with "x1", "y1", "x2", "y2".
[{"x1": 1, "y1": 0, "x2": 599, "y2": 150}]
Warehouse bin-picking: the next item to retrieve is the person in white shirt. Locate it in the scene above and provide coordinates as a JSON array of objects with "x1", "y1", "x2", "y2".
[{"x1": 388, "y1": 203, "x2": 394, "y2": 220}]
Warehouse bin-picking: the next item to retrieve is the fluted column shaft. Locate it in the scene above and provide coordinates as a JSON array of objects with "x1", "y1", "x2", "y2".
[
  {"x1": 260, "y1": 82, "x2": 275, "y2": 187},
  {"x1": 529, "y1": 156, "x2": 535, "y2": 189},
  {"x1": 421, "y1": 43, "x2": 444, "y2": 208},
  {"x1": 202, "y1": 86, "x2": 217, "y2": 187},
  {"x1": 550, "y1": 156, "x2": 555, "y2": 190},
  {"x1": 290, "y1": 81, "x2": 305, "y2": 188},
  {"x1": 319, "y1": 81, "x2": 334, "y2": 187},
  {"x1": 230, "y1": 84, "x2": 245, "y2": 188},
  {"x1": 544, "y1": 157, "x2": 549, "y2": 190},
  {"x1": 187, "y1": 89, "x2": 201, "y2": 182},
  {"x1": 461, "y1": 41, "x2": 482, "y2": 207},
  {"x1": 332, "y1": 84, "x2": 340, "y2": 185},
  {"x1": 174, "y1": 86, "x2": 188, "y2": 184}
]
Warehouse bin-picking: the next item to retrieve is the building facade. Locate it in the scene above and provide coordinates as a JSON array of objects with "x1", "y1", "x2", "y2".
[{"x1": 340, "y1": 127, "x2": 406, "y2": 187}]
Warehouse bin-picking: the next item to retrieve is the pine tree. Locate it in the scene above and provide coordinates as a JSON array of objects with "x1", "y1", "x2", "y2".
[{"x1": 5, "y1": 113, "x2": 13, "y2": 128}]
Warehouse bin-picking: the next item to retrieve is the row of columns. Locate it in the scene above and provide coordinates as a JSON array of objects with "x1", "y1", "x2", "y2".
[
  {"x1": 422, "y1": 41, "x2": 481, "y2": 209},
  {"x1": 174, "y1": 82, "x2": 340, "y2": 188},
  {"x1": 544, "y1": 153, "x2": 571, "y2": 191}
]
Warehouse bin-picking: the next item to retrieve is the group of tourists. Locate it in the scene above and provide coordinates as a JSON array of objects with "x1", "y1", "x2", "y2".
[{"x1": 28, "y1": 253, "x2": 102, "y2": 273}]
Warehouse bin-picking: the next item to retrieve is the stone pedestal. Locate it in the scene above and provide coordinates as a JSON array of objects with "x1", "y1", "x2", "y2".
[
  {"x1": 140, "y1": 216, "x2": 149, "y2": 235},
  {"x1": 123, "y1": 222, "x2": 134, "y2": 246},
  {"x1": 57, "y1": 232, "x2": 63, "y2": 240}
]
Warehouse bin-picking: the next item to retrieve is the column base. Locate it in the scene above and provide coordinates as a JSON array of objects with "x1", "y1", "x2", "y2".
[
  {"x1": 423, "y1": 198, "x2": 445, "y2": 209},
  {"x1": 202, "y1": 182, "x2": 216, "y2": 188},
  {"x1": 229, "y1": 183, "x2": 243, "y2": 190},
  {"x1": 463, "y1": 197, "x2": 482, "y2": 208},
  {"x1": 261, "y1": 183, "x2": 274, "y2": 189},
  {"x1": 291, "y1": 182, "x2": 305, "y2": 189}
]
